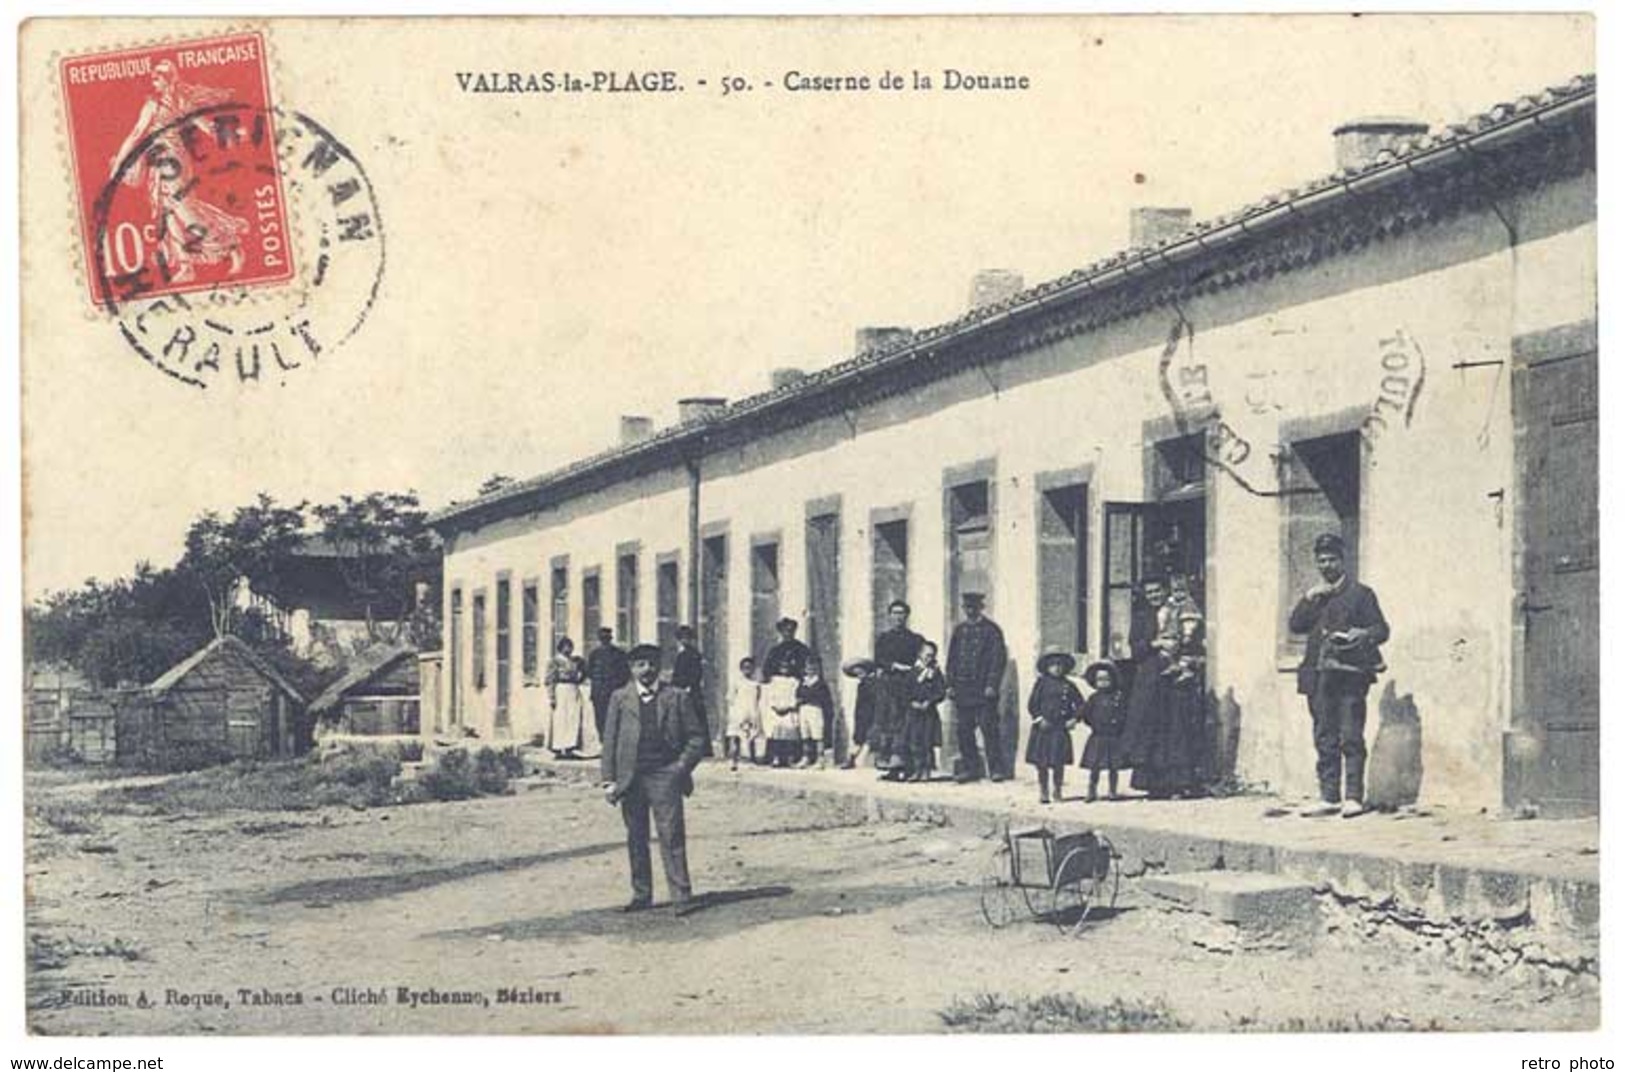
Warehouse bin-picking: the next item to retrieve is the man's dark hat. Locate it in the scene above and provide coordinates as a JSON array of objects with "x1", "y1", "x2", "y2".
[
  {"x1": 960, "y1": 590, "x2": 986, "y2": 604},
  {"x1": 1081, "y1": 660, "x2": 1118, "y2": 689},
  {"x1": 776, "y1": 616, "x2": 798, "y2": 630},
  {"x1": 628, "y1": 643, "x2": 663, "y2": 664},
  {"x1": 1036, "y1": 650, "x2": 1077, "y2": 676},
  {"x1": 1313, "y1": 533, "x2": 1346, "y2": 556}
]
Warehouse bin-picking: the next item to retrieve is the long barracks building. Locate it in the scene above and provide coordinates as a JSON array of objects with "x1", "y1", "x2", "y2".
[{"x1": 428, "y1": 75, "x2": 1596, "y2": 815}]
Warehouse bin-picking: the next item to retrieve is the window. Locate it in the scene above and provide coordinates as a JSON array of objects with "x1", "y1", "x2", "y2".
[
  {"x1": 656, "y1": 557, "x2": 681, "y2": 657},
  {"x1": 495, "y1": 577, "x2": 511, "y2": 725},
  {"x1": 871, "y1": 517, "x2": 908, "y2": 638},
  {"x1": 1280, "y1": 431, "x2": 1361, "y2": 659},
  {"x1": 550, "y1": 560, "x2": 569, "y2": 652},
  {"x1": 616, "y1": 549, "x2": 640, "y2": 644},
  {"x1": 449, "y1": 587, "x2": 463, "y2": 723},
  {"x1": 1152, "y1": 433, "x2": 1207, "y2": 500},
  {"x1": 582, "y1": 569, "x2": 602, "y2": 641},
  {"x1": 1101, "y1": 504, "x2": 1146, "y2": 661},
  {"x1": 948, "y1": 479, "x2": 993, "y2": 621},
  {"x1": 471, "y1": 590, "x2": 487, "y2": 691},
  {"x1": 1037, "y1": 482, "x2": 1088, "y2": 654},
  {"x1": 750, "y1": 539, "x2": 781, "y2": 666},
  {"x1": 521, "y1": 580, "x2": 540, "y2": 684}
]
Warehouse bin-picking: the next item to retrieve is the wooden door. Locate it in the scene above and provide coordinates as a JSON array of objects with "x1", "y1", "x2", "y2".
[
  {"x1": 806, "y1": 512, "x2": 843, "y2": 743},
  {"x1": 700, "y1": 535, "x2": 729, "y2": 720},
  {"x1": 1515, "y1": 346, "x2": 1598, "y2": 815}
]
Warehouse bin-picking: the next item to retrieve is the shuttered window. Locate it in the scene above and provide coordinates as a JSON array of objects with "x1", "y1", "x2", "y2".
[
  {"x1": 471, "y1": 590, "x2": 487, "y2": 692},
  {"x1": 582, "y1": 569, "x2": 602, "y2": 641},
  {"x1": 657, "y1": 558, "x2": 681, "y2": 657},
  {"x1": 750, "y1": 540, "x2": 781, "y2": 666},
  {"x1": 872, "y1": 519, "x2": 909, "y2": 635},
  {"x1": 1279, "y1": 432, "x2": 1361, "y2": 660},
  {"x1": 1037, "y1": 483, "x2": 1088, "y2": 655},
  {"x1": 521, "y1": 580, "x2": 540, "y2": 684},
  {"x1": 495, "y1": 577, "x2": 511, "y2": 725}
]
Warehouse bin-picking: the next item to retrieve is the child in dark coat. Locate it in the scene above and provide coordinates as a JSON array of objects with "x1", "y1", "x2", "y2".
[
  {"x1": 1025, "y1": 651, "x2": 1083, "y2": 804},
  {"x1": 1079, "y1": 661, "x2": 1130, "y2": 802},
  {"x1": 903, "y1": 642, "x2": 947, "y2": 781}
]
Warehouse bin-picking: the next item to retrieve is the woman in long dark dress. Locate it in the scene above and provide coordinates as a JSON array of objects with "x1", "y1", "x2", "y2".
[
  {"x1": 1121, "y1": 575, "x2": 1205, "y2": 798},
  {"x1": 870, "y1": 600, "x2": 924, "y2": 780}
]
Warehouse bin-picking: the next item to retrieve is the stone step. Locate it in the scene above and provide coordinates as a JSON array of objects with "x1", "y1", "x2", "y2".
[{"x1": 1141, "y1": 870, "x2": 1319, "y2": 931}]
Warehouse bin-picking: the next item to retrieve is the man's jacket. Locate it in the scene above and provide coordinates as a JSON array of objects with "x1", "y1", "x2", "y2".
[
  {"x1": 600, "y1": 682, "x2": 706, "y2": 800},
  {"x1": 587, "y1": 644, "x2": 631, "y2": 699},
  {"x1": 946, "y1": 617, "x2": 1008, "y2": 703},
  {"x1": 1288, "y1": 579, "x2": 1390, "y2": 695}
]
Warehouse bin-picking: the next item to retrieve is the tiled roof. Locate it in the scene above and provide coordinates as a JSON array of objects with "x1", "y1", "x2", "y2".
[{"x1": 430, "y1": 73, "x2": 1594, "y2": 531}]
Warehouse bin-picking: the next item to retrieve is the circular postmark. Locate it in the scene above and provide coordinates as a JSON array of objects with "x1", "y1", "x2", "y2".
[
  {"x1": 1156, "y1": 312, "x2": 1428, "y2": 497},
  {"x1": 93, "y1": 101, "x2": 384, "y2": 389}
]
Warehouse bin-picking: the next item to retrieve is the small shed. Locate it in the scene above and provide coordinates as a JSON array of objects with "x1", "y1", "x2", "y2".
[
  {"x1": 309, "y1": 645, "x2": 421, "y2": 737},
  {"x1": 147, "y1": 635, "x2": 307, "y2": 762}
]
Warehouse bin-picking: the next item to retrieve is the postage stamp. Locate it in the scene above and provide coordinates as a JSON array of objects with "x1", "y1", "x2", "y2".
[{"x1": 60, "y1": 31, "x2": 294, "y2": 307}]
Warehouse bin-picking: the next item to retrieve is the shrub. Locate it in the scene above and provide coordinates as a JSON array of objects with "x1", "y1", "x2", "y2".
[
  {"x1": 417, "y1": 749, "x2": 478, "y2": 801},
  {"x1": 939, "y1": 993, "x2": 1187, "y2": 1034}
]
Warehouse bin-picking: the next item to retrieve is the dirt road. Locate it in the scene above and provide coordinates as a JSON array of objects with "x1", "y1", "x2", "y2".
[{"x1": 25, "y1": 767, "x2": 1597, "y2": 1034}]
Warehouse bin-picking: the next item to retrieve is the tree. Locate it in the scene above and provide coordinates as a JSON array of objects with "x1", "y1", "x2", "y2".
[
  {"x1": 177, "y1": 494, "x2": 308, "y2": 638},
  {"x1": 310, "y1": 491, "x2": 440, "y2": 643}
]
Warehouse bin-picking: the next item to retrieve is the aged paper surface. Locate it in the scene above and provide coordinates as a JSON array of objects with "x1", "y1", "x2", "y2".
[{"x1": 16, "y1": 12, "x2": 1600, "y2": 1048}]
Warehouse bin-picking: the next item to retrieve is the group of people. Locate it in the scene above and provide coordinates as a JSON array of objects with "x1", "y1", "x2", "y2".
[{"x1": 591, "y1": 530, "x2": 1389, "y2": 911}]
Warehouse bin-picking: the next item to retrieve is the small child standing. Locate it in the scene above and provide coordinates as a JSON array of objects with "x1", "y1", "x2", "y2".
[
  {"x1": 903, "y1": 642, "x2": 947, "y2": 781},
  {"x1": 841, "y1": 659, "x2": 880, "y2": 770},
  {"x1": 796, "y1": 662, "x2": 836, "y2": 769},
  {"x1": 725, "y1": 657, "x2": 761, "y2": 772},
  {"x1": 1025, "y1": 651, "x2": 1082, "y2": 804},
  {"x1": 1079, "y1": 661, "x2": 1130, "y2": 802}
]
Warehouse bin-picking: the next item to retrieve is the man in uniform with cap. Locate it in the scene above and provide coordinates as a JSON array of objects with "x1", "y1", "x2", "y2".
[
  {"x1": 601, "y1": 643, "x2": 708, "y2": 913},
  {"x1": 586, "y1": 627, "x2": 631, "y2": 740},
  {"x1": 946, "y1": 591, "x2": 1009, "y2": 782},
  {"x1": 1289, "y1": 533, "x2": 1390, "y2": 818}
]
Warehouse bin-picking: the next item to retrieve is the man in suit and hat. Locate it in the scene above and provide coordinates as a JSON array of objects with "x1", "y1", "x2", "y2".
[
  {"x1": 1289, "y1": 533, "x2": 1390, "y2": 818},
  {"x1": 946, "y1": 590, "x2": 1009, "y2": 782},
  {"x1": 601, "y1": 643, "x2": 708, "y2": 913}
]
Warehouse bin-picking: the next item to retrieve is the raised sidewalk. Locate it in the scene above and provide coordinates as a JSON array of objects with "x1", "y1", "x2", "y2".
[{"x1": 532, "y1": 752, "x2": 1599, "y2": 945}]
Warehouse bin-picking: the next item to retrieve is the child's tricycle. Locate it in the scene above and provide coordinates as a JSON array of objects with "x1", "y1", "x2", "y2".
[{"x1": 979, "y1": 823, "x2": 1120, "y2": 937}]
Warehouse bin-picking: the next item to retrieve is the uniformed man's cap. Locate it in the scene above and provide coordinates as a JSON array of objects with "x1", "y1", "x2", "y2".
[
  {"x1": 960, "y1": 591, "x2": 986, "y2": 605},
  {"x1": 775, "y1": 616, "x2": 798, "y2": 631},
  {"x1": 628, "y1": 643, "x2": 662, "y2": 664},
  {"x1": 1313, "y1": 533, "x2": 1346, "y2": 557}
]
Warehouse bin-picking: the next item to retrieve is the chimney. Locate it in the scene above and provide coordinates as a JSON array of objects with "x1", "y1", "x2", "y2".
[
  {"x1": 619, "y1": 415, "x2": 655, "y2": 445},
  {"x1": 967, "y1": 269, "x2": 1024, "y2": 312},
  {"x1": 1130, "y1": 206, "x2": 1193, "y2": 248},
  {"x1": 1333, "y1": 116, "x2": 1429, "y2": 171},
  {"x1": 678, "y1": 396, "x2": 728, "y2": 423},
  {"x1": 854, "y1": 326, "x2": 912, "y2": 355},
  {"x1": 770, "y1": 367, "x2": 807, "y2": 391}
]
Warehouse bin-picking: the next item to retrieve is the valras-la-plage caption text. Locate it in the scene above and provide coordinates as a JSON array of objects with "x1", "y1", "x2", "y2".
[{"x1": 455, "y1": 68, "x2": 1030, "y2": 95}]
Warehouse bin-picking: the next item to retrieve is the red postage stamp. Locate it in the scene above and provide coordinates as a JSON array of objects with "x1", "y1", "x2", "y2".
[{"x1": 59, "y1": 31, "x2": 294, "y2": 307}]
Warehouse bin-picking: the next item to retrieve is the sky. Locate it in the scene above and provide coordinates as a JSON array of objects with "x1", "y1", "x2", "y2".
[{"x1": 18, "y1": 13, "x2": 1595, "y2": 600}]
